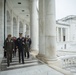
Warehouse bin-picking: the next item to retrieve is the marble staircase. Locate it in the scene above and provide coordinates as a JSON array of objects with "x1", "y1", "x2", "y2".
[
  {"x1": 0, "y1": 55, "x2": 65, "y2": 75},
  {"x1": 0, "y1": 55, "x2": 43, "y2": 71}
]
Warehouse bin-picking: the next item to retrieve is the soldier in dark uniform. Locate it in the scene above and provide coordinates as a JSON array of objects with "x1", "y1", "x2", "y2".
[
  {"x1": 12, "y1": 37, "x2": 17, "y2": 57},
  {"x1": 4, "y1": 34, "x2": 14, "y2": 67},
  {"x1": 24, "y1": 38, "x2": 30, "y2": 58},
  {"x1": 16, "y1": 33, "x2": 25, "y2": 64},
  {"x1": 27, "y1": 35, "x2": 31, "y2": 49}
]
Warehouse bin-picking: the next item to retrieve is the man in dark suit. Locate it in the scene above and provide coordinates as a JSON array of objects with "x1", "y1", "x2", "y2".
[
  {"x1": 16, "y1": 33, "x2": 25, "y2": 64},
  {"x1": 4, "y1": 34, "x2": 14, "y2": 66}
]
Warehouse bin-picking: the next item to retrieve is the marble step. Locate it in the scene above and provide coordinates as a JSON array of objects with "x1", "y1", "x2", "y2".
[
  {"x1": 1, "y1": 56, "x2": 43, "y2": 71},
  {"x1": 2, "y1": 57, "x2": 37, "y2": 61},
  {"x1": 2, "y1": 59, "x2": 39, "y2": 65},
  {"x1": 1, "y1": 60, "x2": 42, "y2": 71},
  {"x1": 6, "y1": 62, "x2": 39, "y2": 70}
]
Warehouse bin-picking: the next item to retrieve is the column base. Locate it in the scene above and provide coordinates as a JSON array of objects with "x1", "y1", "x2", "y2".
[
  {"x1": 30, "y1": 49, "x2": 39, "y2": 57},
  {"x1": 37, "y1": 54, "x2": 62, "y2": 68}
]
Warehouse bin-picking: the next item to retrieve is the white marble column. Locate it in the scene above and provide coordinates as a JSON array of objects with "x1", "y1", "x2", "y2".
[
  {"x1": 7, "y1": 11, "x2": 11, "y2": 35},
  {"x1": 57, "y1": 27, "x2": 59, "y2": 42},
  {"x1": 0, "y1": 0, "x2": 4, "y2": 63},
  {"x1": 65, "y1": 28, "x2": 68, "y2": 41},
  {"x1": 11, "y1": 11, "x2": 13, "y2": 37},
  {"x1": 30, "y1": 0, "x2": 38, "y2": 51},
  {"x1": 19, "y1": 23, "x2": 23, "y2": 34},
  {"x1": 67, "y1": 28, "x2": 70, "y2": 41},
  {"x1": 61, "y1": 28, "x2": 63, "y2": 42},
  {"x1": 26, "y1": 25, "x2": 30, "y2": 37},
  {"x1": 13, "y1": 18, "x2": 17, "y2": 37},
  {"x1": 59, "y1": 28, "x2": 61, "y2": 42},
  {"x1": 5, "y1": 5, "x2": 7, "y2": 38},
  {"x1": 23, "y1": 22, "x2": 26, "y2": 37},
  {"x1": 17, "y1": 17, "x2": 19, "y2": 37},
  {"x1": 39, "y1": 0, "x2": 56, "y2": 60}
]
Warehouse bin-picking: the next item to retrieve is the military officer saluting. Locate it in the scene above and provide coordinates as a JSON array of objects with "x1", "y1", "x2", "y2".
[
  {"x1": 4, "y1": 34, "x2": 14, "y2": 67},
  {"x1": 16, "y1": 33, "x2": 25, "y2": 64}
]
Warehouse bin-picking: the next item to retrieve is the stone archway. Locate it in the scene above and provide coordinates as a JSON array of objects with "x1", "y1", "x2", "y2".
[
  {"x1": 7, "y1": 11, "x2": 11, "y2": 35},
  {"x1": 13, "y1": 17, "x2": 17, "y2": 37}
]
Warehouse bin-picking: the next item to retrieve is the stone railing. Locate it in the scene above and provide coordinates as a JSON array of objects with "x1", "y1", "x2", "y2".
[{"x1": 58, "y1": 55, "x2": 76, "y2": 68}]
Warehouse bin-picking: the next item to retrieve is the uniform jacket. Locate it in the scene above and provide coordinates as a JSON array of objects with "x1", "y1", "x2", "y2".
[
  {"x1": 16, "y1": 37, "x2": 25, "y2": 50},
  {"x1": 4, "y1": 38, "x2": 15, "y2": 52},
  {"x1": 24, "y1": 40, "x2": 29, "y2": 51}
]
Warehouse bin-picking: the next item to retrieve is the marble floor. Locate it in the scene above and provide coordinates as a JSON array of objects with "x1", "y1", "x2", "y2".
[
  {"x1": 0, "y1": 64, "x2": 64, "y2": 75},
  {"x1": 64, "y1": 66, "x2": 76, "y2": 72},
  {"x1": 63, "y1": 66, "x2": 76, "y2": 75}
]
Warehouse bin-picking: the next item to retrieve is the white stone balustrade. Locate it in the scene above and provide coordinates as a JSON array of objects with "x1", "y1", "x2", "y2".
[{"x1": 58, "y1": 55, "x2": 76, "y2": 68}]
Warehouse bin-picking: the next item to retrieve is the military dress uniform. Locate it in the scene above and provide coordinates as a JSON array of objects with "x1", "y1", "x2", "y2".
[
  {"x1": 12, "y1": 37, "x2": 17, "y2": 57},
  {"x1": 24, "y1": 39, "x2": 30, "y2": 58},
  {"x1": 4, "y1": 38, "x2": 14, "y2": 66},
  {"x1": 16, "y1": 37, "x2": 25, "y2": 64},
  {"x1": 27, "y1": 38, "x2": 31, "y2": 49}
]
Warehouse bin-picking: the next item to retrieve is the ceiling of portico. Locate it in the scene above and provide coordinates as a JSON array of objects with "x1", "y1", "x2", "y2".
[{"x1": 7, "y1": 0, "x2": 30, "y2": 25}]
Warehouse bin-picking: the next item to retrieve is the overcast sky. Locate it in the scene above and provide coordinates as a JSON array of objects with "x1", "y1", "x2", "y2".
[{"x1": 55, "y1": 0, "x2": 76, "y2": 20}]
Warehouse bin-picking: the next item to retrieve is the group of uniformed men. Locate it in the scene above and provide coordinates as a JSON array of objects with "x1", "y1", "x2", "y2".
[{"x1": 4, "y1": 33, "x2": 31, "y2": 67}]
